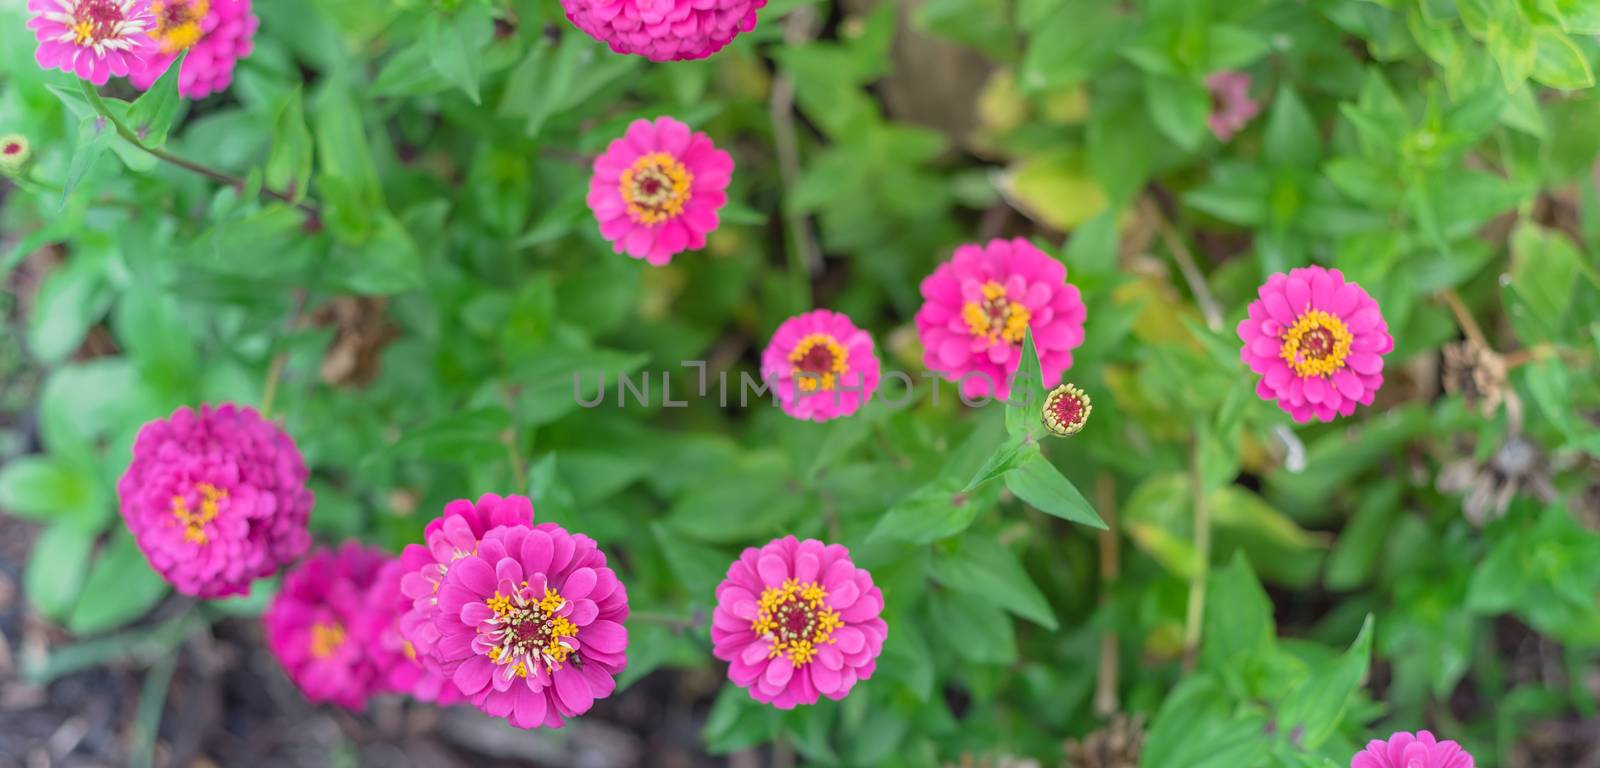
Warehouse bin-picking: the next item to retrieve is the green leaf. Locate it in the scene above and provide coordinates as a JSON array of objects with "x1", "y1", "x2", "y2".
[
  {"x1": 1003, "y1": 149, "x2": 1110, "y2": 231},
  {"x1": 965, "y1": 433, "x2": 1035, "y2": 492},
  {"x1": 1531, "y1": 27, "x2": 1595, "y2": 89},
  {"x1": 930, "y1": 536, "x2": 1058, "y2": 629},
  {"x1": 24, "y1": 523, "x2": 96, "y2": 622},
  {"x1": 1325, "y1": 479, "x2": 1401, "y2": 590},
  {"x1": 68, "y1": 531, "x2": 172, "y2": 635},
  {"x1": 1485, "y1": 4, "x2": 1537, "y2": 89},
  {"x1": 1004, "y1": 454, "x2": 1107, "y2": 529},
  {"x1": 1510, "y1": 222, "x2": 1581, "y2": 335},
  {"x1": 1140, "y1": 674, "x2": 1272, "y2": 768},
  {"x1": 1201, "y1": 555, "x2": 1276, "y2": 671},
  {"x1": 873, "y1": 478, "x2": 986, "y2": 544},
  {"x1": 425, "y1": 8, "x2": 491, "y2": 104},
  {"x1": 125, "y1": 52, "x2": 186, "y2": 148},
  {"x1": 0, "y1": 457, "x2": 96, "y2": 523},
  {"x1": 1005, "y1": 327, "x2": 1047, "y2": 437},
  {"x1": 28, "y1": 250, "x2": 112, "y2": 364},
  {"x1": 265, "y1": 89, "x2": 314, "y2": 202},
  {"x1": 1277, "y1": 615, "x2": 1375, "y2": 749},
  {"x1": 1264, "y1": 87, "x2": 1320, "y2": 169},
  {"x1": 1146, "y1": 74, "x2": 1210, "y2": 151}
]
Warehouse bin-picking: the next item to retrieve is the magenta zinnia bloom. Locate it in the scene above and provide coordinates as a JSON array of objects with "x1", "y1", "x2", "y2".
[
  {"x1": 588, "y1": 116, "x2": 733, "y2": 266},
  {"x1": 397, "y1": 494, "x2": 539, "y2": 679},
  {"x1": 563, "y1": 0, "x2": 764, "y2": 61},
  {"x1": 263, "y1": 542, "x2": 389, "y2": 711},
  {"x1": 915, "y1": 238, "x2": 1087, "y2": 401},
  {"x1": 1205, "y1": 71, "x2": 1260, "y2": 142},
  {"x1": 711, "y1": 536, "x2": 886, "y2": 709},
  {"x1": 129, "y1": 0, "x2": 257, "y2": 99},
  {"x1": 432, "y1": 524, "x2": 629, "y2": 729},
  {"x1": 1237, "y1": 266, "x2": 1392, "y2": 423},
  {"x1": 28, "y1": 0, "x2": 158, "y2": 85},
  {"x1": 1352, "y1": 731, "x2": 1475, "y2": 768},
  {"x1": 360, "y1": 557, "x2": 464, "y2": 704},
  {"x1": 759, "y1": 310, "x2": 881, "y2": 422},
  {"x1": 116, "y1": 403, "x2": 313, "y2": 598}
]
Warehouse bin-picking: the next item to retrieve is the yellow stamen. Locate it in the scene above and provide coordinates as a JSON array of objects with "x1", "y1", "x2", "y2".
[
  {"x1": 170, "y1": 482, "x2": 227, "y2": 545},
  {"x1": 788, "y1": 334, "x2": 849, "y2": 392},
  {"x1": 310, "y1": 621, "x2": 346, "y2": 659},
  {"x1": 962, "y1": 281, "x2": 1031, "y2": 344},
  {"x1": 620, "y1": 152, "x2": 693, "y2": 225},
  {"x1": 749, "y1": 579, "x2": 839, "y2": 667},
  {"x1": 1279, "y1": 310, "x2": 1353, "y2": 378}
]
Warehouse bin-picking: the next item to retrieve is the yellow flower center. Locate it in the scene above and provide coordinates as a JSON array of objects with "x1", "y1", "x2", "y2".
[
  {"x1": 752, "y1": 578, "x2": 844, "y2": 667},
  {"x1": 150, "y1": 0, "x2": 208, "y2": 53},
  {"x1": 310, "y1": 620, "x2": 346, "y2": 659},
  {"x1": 482, "y1": 583, "x2": 581, "y2": 679},
  {"x1": 788, "y1": 333, "x2": 849, "y2": 392},
  {"x1": 170, "y1": 482, "x2": 226, "y2": 545},
  {"x1": 1279, "y1": 310, "x2": 1353, "y2": 378},
  {"x1": 962, "y1": 281, "x2": 1031, "y2": 345},
  {"x1": 620, "y1": 152, "x2": 692, "y2": 225},
  {"x1": 71, "y1": 0, "x2": 134, "y2": 46}
]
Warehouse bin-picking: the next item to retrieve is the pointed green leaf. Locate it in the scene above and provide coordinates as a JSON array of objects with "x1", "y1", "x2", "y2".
[{"x1": 1004, "y1": 453, "x2": 1107, "y2": 529}]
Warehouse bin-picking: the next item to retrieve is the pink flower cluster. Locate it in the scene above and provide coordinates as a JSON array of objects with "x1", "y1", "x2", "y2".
[
  {"x1": 263, "y1": 542, "x2": 391, "y2": 710},
  {"x1": 1352, "y1": 731, "x2": 1474, "y2": 768},
  {"x1": 117, "y1": 404, "x2": 312, "y2": 598},
  {"x1": 27, "y1": 0, "x2": 255, "y2": 96},
  {"x1": 562, "y1": 0, "x2": 765, "y2": 61}
]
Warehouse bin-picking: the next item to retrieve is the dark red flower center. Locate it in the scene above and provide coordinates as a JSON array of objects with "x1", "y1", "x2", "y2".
[
  {"x1": 1300, "y1": 327, "x2": 1335, "y2": 360},
  {"x1": 794, "y1": 344, "x2": 835, "y2": 375},
  {"x1": 1053, "y1": 392, "x2": 1084, "y2": 426},
  {"x1": 777, "y1": 601, "x2": 816, "y2": 642},
  {"x1": 2, "y1": 143, "x2": 19, "y2": 156}
]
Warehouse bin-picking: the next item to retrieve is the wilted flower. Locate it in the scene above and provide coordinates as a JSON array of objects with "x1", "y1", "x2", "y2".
[
  {"x1": 1063, "y1": 714, "x2": 1145, "y2": 768},
  {"x1": 0, "y1": 135, "x2": 32, "y2": 177},
  {"x1": 760, "y1": 309, "x2": 882, "y2": 422},
  {"x1": 1204, "y1": 71, "x2": 1259, "y2": 142},
  {"x1": 915, "y1": 238, "x2": 1087, "y2": 401},
  {"x1": 711, "y1": 536, "x2": 887, "y2": 709},
  {"x1": 1236, "y1": 266, "x2": 1392, "y2": 423},
  {"x1": 1437, "y1": 435, "x2": 1556, "y2": 526},
  {"x1": 562, "y1": 0, "x2": 765, "y2": 61},
  {"x1": 432, "y1": 524, "x2": 629, "y2": 728},
  {"x1": 1350, "y1": 730, "x2": 1474, "y2": 768},
  {"x1": 116, "y1": 403, "x2": 313, "y2": 597},
  {"x1": 129, "y1": 0, "x2": 257, "y2": 99},
  {"x1": 1441, "y1": 340, "x2": 1507, "y2": 417},
  {"x1": 263, "y1": 542, "x2": 390, "y2": 711},
  {"x1": 27, "y1": 0, "x2": 158, "y2": 85},
  {"x1": 1043, "y1": 382, "x2": 1092, "y2": 436},
  {"x1": 588, "y1": 116, "x2": 733, "y2": 266}
]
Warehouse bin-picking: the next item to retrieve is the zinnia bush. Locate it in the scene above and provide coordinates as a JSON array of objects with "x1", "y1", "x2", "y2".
[{"x1": 4, "y1": 0, "x2": 1599, "y2": 763}]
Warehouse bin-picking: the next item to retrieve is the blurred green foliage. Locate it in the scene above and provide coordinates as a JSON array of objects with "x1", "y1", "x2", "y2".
[{"x1": 3, "y1": 0, "x2": 1600, "y2": 764}]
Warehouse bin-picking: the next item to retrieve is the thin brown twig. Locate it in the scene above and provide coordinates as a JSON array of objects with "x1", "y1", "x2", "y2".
[
  {"x1": 1094, "y1": 472, "x2": 1120, "y2": 717},
  {"x1": 1440, "y1": 289, "x2": 1490, "y2": 350},
  {"x1": 1142, "y1": 195, "x2": 1224, "y2": 332}
]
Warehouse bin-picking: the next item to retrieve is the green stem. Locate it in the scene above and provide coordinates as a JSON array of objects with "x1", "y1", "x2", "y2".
[
  {"x1": 78, "y1": 79, "x2": 317, "y2": 214},
  {"x1": 1182, "y1": 433, "x2": 1211, "y2": 672}
]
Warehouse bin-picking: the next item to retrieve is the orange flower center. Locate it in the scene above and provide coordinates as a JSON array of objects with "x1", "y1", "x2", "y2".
[
  {"x1": 310, "y1": 620, "x2": 346, "y2": 659},
  {"x1": 788, "y1": 333, "x2": 848, "y2": 392},
  {"x1": 961, "y1": 281, "x2": 1030, "y2": 345},
  {"x1": 150, "y1": 0, "x2": 208, "y2": 53},
  {"x1": 170, "y1": 482, "x2": 227, "y2": 545}
]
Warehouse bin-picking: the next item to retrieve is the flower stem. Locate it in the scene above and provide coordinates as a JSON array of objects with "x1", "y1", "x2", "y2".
[
  {"x1": 78, "y1": 79, "x2": 317, "y2": 215},
  {"x1": 1181, "y1": 433, "x2": 1211, "y2": 672},
  {"x1": 1094, "y1": 472, "x2": 1121, "y2": 716}
]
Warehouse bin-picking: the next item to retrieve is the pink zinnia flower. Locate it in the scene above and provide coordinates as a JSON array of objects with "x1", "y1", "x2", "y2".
[
  {"x1": 1205, "y1": 71, "x2": 1260, "y2": 142},
  {"x1": 1237, "y1": 266, "x2": 1392, "y2": 423},
  {"x1": 129, "y1": 0, "x2": 257, "y2": 99},
  {"x1": 263, "y1": 542, "x2": 389, "y2": 711},
  {"x1": 28, "y1": 0, "x2": 158, "y2": 85},
  {"x1": 397, "y1": 494, "x2": 539, "y2": 679},
  {"x1": 1351, "y1": 731, "x2": 1475, "y2": 768},
  {"x1": 359, "y1": 557, "x2": 464, "y2": 704},
  {"x1": 588, "y1": 116, "x2": 733, "y2": 266},
  {"x1": 115, "y1": 403, "x2": 313, "y2": 598},
  {"x1": 915, "y1": 238, "x2": 1087, "y2": 401},
  {"x1": 432, "y1": 524, "x2": 629, "y2": 729},
  {"x1": 759, "y1": 310, "x2": 881, "y2": 422},
  {"x1": 562, "y1": 0, "x2": 764, "y2": 61},
  {"x1": 711, "y1": 536, "x2": 886, "y2": 709}
]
